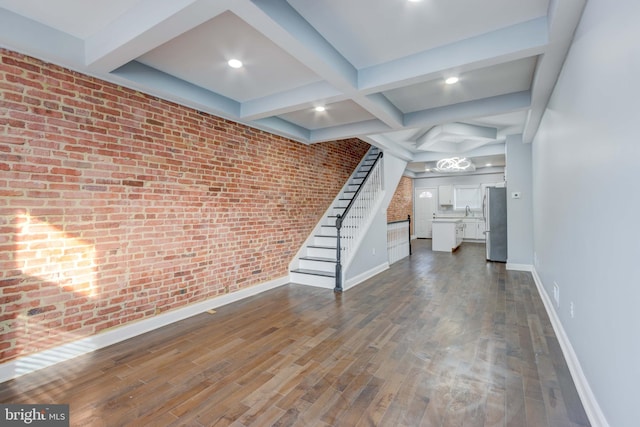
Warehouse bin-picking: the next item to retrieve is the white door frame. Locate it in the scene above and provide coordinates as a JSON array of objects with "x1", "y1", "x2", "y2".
[{"x1": 414, "y1": 187, "x2": 437, "y2": 238}]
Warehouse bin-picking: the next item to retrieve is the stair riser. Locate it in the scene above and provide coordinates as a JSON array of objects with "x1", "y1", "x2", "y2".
[
  {"x1": 325, "y1": 218, "x2": 337, "y2": 227},
  {"x1": 313, "y1": 235, "x2": 336, "y2": 246},
  {"x1": 307, "y1": 247, "x2": 336, "y2": 258},
  {"x1": 319, "y1": 226, "x2": 337, "y2": 237},
  {"x1": 299, "y1": 259, "x2": 335, "y2": 272},
  {"x1": 290, "y1": 272, "x2": 336, "y2": 288}
]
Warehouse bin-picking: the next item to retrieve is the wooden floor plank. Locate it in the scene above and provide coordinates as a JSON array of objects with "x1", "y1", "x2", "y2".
[{"x1": 0, "y1": 241, "x2": 590, "y2": 426}]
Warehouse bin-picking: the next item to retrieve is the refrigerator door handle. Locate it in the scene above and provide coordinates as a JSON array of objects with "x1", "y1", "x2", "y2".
[{"x1": 482, "y1": 195, "x2": 487, "y2": 224}]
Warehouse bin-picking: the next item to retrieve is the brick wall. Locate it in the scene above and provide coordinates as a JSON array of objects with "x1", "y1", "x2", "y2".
[
  {"x1": 387, "y1": 176, "x2": 413, "y2": 234},
  {"x1": 0, "y1": 49, "x2": 370, "y2": 364}
]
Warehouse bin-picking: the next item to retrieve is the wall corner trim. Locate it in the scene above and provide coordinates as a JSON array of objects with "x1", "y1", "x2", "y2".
[
  {"x1": 0, "y1": 276, "x2": 289, "y2": 384},
  {"x1": 531, "y1": 268, "x2": 610, "y2": 427},
  {"x1": 344, "y1": 262, "x2": 389, "y2": 291},
  {"x1": 506, "y1": 263, "x2": 533, "y2": 272}
]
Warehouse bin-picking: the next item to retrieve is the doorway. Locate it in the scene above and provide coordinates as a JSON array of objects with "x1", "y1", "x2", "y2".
[{"x1": 414, "y1": 187, "x2": 437, "y2": 238}]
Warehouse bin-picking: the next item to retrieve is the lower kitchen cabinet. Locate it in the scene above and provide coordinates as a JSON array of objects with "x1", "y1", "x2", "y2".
[
  {"x1": 462, "y1": 219, "x2": 486, "y2": 241},
  {"x1": 432, "y1": 220, "x2": 463, "y2": 252}
]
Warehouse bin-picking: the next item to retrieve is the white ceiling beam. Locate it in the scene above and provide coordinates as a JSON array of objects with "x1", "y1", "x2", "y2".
[
  {"x1": 357, "y1": 93, "x2": 405, "y2": 129},
  {"x1": 238, "y1": 0, "x2": 357, "y2": 90},
  {"x1": 412, "y1": 143, "x2": 506, "y2": 162},
  {"x1": 252, "y1": 117, "x2": 311, "y2": 143},
  {"x1": 85, "y1": 0, "x2": 232, "y2": 72},
  {"x1": 309, "y1": 120, "x2": 391, "y2": 143},
  {"x1": 309, "y1": 91, "x2": 528, "y2": 149},
  {"x1": 237, "y1": 0, "x2": 404, "y2": 129},
  {"x1": 0, "y1": 8, "x2": 84, "y2": 66},
  {"x1": 111, "y1": 61, "x2": 240, "y2": 116},
  {"x1": 415, "y1": 122, "x2": 497, "y2": 151},
  {"x1": 405, "y1": 91, "x2": 531, "y2": 129},
  {"x1": 360, "y1": 135, "x2": 415, "y2": 162},
  {"x1": 241, "y1": 82, "x2": 344, "y2": 120},
  {"x1": 359, "y1": 17, "x2": 548, "y2": 94},
  {"x1": 522, "y1": 0, "x2": 587, "y2": 143}
]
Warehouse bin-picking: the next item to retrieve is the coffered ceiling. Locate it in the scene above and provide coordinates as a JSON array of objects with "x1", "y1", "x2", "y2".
[{"x1": 0, "y1": 0, "x2": 586, "y2": 177}]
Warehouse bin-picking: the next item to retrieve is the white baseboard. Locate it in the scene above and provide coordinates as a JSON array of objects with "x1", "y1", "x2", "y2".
[
  {"x1": 0, "y1": 276, "x2": 289, "y2": 384},
  {"x1": 344, "y1": 262, "x2": 389, "y2": 291},
  {"x1": 531, "y1": 268, "x2": 609, "y2": 427},
  {"x1": 506, "y1": 262, "x2": 533, "y2": 272}
]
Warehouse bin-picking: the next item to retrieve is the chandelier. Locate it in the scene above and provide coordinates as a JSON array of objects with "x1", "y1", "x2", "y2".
[{"x1": 434, "y1": 157, "x2": 475, "y2": 173}]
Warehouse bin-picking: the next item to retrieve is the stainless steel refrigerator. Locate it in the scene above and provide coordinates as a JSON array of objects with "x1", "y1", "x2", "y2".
[{"x1": 483, "y1": 186, "x2": 507, "y2": 262}]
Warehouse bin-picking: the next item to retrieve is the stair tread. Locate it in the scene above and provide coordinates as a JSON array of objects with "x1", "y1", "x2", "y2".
[
  {"x1": 307, "y1": 244, "x2": 337, "y2": 249},
  {"x1": 291, "y1": 268, "x2": 335, "y2": 278},
  {"x1": 300, "y1": 256, "x2": 336, "y2": 263}
]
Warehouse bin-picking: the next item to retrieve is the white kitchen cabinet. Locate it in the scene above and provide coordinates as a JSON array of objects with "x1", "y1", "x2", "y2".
[
  {"x1": 462, "y1": 218, "x2": 486, "y2": 240},
  {"x1": 438, "y1": 185, "x2": 453, "y2": 206},
  {"x1": 432, "y1": 219, "x2": 463, "y2": 252},
  {"x1": 462, "y1": 220, "x2": 475, "y2": 239}
]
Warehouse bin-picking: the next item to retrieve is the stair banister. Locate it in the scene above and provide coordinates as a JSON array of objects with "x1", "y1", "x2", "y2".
[
  {"x1": 334, "y1": 151, "x2": 383, "y2": 292},
  {"x1": 334, "y1": 213, "x2": 343, "y2": 292}
]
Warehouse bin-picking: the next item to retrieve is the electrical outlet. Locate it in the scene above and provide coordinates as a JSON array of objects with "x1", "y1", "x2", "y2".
[
  {"x1": 570, "y1": 302, "x2": 575, "y2": 318},
  {"x1": 372, "y1": 247, "x2": 376, "y2": 255},
  {"x1": 553, "y1": 282, "x2": 560, "y2": 308}
]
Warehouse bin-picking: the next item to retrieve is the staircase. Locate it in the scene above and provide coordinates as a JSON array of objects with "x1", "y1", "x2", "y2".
[{"x1": 290, "y1": 147, "x2": 381, "y2": 288}]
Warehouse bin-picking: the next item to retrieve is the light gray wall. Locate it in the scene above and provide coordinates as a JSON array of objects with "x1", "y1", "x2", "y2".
[
  {"x1": 532, "y1": 0, "x2": 640, "y2": 425},
  {"x1": 506, "y1": 134, "x2": 533, "y2": 266}
]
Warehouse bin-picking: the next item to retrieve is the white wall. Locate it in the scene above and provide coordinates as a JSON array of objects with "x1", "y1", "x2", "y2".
[
  {"x1": 506, "y1": 134, "x2": 533, "y2": 267},
  {"x1": 532, "y1": 0, "x2": 640, "y2": 425}
]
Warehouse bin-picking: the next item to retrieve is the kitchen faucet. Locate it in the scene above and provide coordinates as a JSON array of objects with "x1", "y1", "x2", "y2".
[{"x1": 465, "y1": 205, "x2": 471, "y2": 216}]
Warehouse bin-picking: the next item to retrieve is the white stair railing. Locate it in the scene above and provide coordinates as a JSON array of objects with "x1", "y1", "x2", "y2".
[
  {"x1": 334, "y1": 151, "x2": 384, "y2": 292},
  {"x1": 387, "y1": 216, "x2": 411, "y2": 265}
]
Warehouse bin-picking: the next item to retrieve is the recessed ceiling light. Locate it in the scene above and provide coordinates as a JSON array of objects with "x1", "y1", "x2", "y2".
[
  {"x1": 445, "y1": 76, "x2": 459, "y2": 85},
  {"x1": 314, "y1": 106, "x2": 326, "y2": 112},
  {"x1": 227, "y1": 59, "x2": 243, "y2": 69},
  {"x1": 485, "y1": 163, "x2": 492, "y2": 167}
]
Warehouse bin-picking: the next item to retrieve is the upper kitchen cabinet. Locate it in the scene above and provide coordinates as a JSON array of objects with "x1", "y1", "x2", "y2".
[{"x1": 438, "y1": 185, "x2": 453, "y2": 206}]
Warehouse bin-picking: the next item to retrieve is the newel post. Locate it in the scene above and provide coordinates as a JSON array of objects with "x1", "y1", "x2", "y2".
[
  {"x1": 334, "y1": 213, "x2": 343, "y2": 293},
  {"x1": 408, "y1": 214, "x2": 412, "y2": 255}
]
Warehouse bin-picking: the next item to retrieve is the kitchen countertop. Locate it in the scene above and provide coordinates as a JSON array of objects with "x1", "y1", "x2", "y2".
[
  {"x1": 432, "y1": 218, "x2": 462, "y2": 223},
  {"x1": 432, "y1": 217, "x2": 484, "y2": 222}
]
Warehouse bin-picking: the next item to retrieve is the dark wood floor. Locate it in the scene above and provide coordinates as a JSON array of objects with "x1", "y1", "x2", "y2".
[{"x1": 0, "y1": 240, "x2": 590, "y2": 426}]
